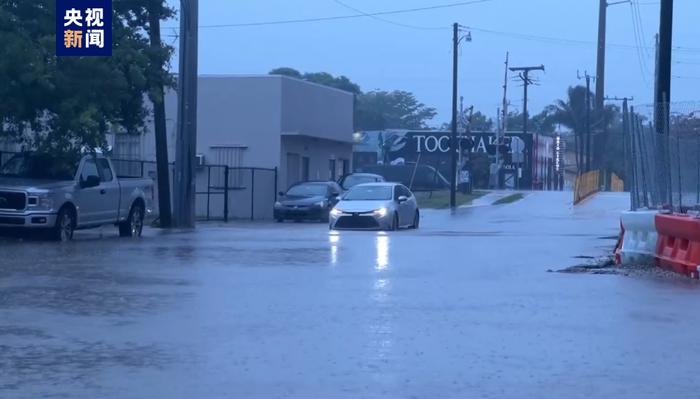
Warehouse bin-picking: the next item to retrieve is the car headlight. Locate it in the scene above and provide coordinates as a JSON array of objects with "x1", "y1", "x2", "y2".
[
  {"x1": 373, "y1": 207, "x2": 388, "y2": 217},
  {"x1": 315, "y1": 201, "x2": 326, "y2": 207},
  {"x1": 274, "y1": 201, "x2": 282, "y2": 208},
  {"x1": 330, "y1": 208, "x2": 343, "y2": 216},
  {"x1": 29, "y1": 193, "x2": 54, "y2": 210}
]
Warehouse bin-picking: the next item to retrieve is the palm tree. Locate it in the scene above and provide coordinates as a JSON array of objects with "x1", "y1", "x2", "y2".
[
  {"x1": 550, "y1": 86, "x2": 590, "y2": 172},
  {"x1": 551, "y1": 85, "x2": 622, "y2": 180}
]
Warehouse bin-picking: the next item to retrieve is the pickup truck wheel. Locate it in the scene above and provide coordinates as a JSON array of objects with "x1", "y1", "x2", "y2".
[
  {"x1": 52, "y1": 207, "x2": 75, "y2": 242},
  {"x1": 119, "y1": 203, "x2": 144, "y2": 238}
]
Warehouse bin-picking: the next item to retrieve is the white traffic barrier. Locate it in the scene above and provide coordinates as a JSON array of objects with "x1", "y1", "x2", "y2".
[{"x1": 618, "y1": 210, "x2": 658, "y2": 265}]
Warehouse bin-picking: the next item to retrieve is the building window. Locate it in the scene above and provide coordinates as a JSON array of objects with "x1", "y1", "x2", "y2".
[
  {"x1": 302, "y1": 157, "x2": 310, "y2": 181},
  {"x1": 211, "y1": 145, "x2": 247, "y2": 168},
  {"x1": 329, "y1": 159, "x2": 336, "y2": 181}
]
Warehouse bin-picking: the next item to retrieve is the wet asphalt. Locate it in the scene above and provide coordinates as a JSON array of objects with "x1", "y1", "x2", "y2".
[{"x1": 1, "y1": 191, "x2": 700, "y2": 399}]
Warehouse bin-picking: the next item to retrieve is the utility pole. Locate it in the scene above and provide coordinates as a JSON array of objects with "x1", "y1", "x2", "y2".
[
  {"x1": 653, "y1": 33, "x2": 659, "y2": 125},
  {"x1": 450, "y1": 23, "x2": 458, "y2": 210},
  {"x1": 174, "y1": 0, "x2": 198, "y2": 228},
  {"x1": 494, "y1": 52, "x2": 510, "y2": 189},
  {"x1": 502, "y1": 52, "x2": 510, "y2": 133},
  {"x1": 510, "y1": 64, "x2": 544, "y2": 189},
  {"x1": 655, "y1": 0, "x2": 673, "y2": 134},
  {"x1": 578, "y1": 71, "x2": 594, "y2": 172},
  {"x1": 595, "y1": 0, "x2": 607, "y2": 114},
  {"x1": 148, "y1": 3, "x2": 172, "y2": 228},
  {"x1": 449, "y1": 23, "x2": 471, "y2": 209},
  {"x1": 596, "y1": 0, "x2": 631, "y2": 115}
]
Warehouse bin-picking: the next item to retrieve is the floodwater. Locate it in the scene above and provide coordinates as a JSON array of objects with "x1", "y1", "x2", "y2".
[{"x1": 1, "y1": 191, "x2": 699, "y2": 398}]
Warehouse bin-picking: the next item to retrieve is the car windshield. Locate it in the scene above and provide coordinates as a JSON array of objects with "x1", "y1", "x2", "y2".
[
  {"x1": 286, "y1": 183, "x2": 328, "y2": 197},
  {"x1": 0, "y1": 153, "x2": 79, "y2": 180},
  {"x1": 341, "y1": 175, "x2": 378, "y2": 189},
  {"x1": 343, "y1": 185, "x2": 392, "y2": 201}
]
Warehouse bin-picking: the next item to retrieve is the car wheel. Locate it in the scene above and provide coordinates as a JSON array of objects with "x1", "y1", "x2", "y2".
[
  {"x1": 411, "y1": 210, "x2": 420, "y2": 229},
  {"x1": 119, "y1": 202, "x2": 144, "y2": 238},
  {"x1": 51, "y1": 206, "x2": 75, "y2": 242}
]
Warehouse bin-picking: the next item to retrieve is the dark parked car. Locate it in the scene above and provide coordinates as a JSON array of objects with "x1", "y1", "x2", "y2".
[
  {"x1": 337, "y1": 173, "x2": 385, "y2": 191},
  {"x1": 356, "y1": 164, "x2": 450, "y2": 191},
  {"x1": 274, "y1": 181, "x2": 342, "y2": 222}
]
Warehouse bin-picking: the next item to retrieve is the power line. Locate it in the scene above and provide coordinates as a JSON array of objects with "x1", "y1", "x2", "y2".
[
  {"x1": 332, "y1": 0, "x2": 449, "y2": 31},
  {"x1": 156, "y1": 2, "x2": 700, "y2": 56},
  {"x1": 629, "y1": 1, "x2": 651, "y2": 86},
  {"x1": 164, "y1": 0, "x2": 494, "y2": 29},
  {"x1": 632, "y1": 1, "x2": 652, "y2": 58},
  {"x1": 464, "y1": 26, "x2": 700, "y2": 54}
]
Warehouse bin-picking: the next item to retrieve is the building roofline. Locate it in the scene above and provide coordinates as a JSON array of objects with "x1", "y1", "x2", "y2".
[{"x1": 194, "y1": 74, "x2": 355, "y2": 97}]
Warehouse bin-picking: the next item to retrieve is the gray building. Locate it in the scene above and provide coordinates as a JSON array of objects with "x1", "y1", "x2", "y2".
[{"x1": 113, "y1": 75, "x2": 354, "y2": 219}]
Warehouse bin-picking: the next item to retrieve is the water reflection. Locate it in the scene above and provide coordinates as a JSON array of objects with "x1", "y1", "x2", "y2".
[
  {"x1": 376, "y1": 234, "x2": 389, "y2": 270},
  {"x1": 329, "y1": 232, "x2": 340, "y2": 265}
]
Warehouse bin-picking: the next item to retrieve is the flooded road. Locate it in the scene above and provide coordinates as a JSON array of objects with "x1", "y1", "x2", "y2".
[{"x1": 1, "y1": 191, "x2": 699, "y2": 398}]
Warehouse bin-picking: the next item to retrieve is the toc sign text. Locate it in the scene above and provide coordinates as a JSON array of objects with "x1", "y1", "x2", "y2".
[{"x1": 56, "y1": 0, "x2": 112, "y2": 56}]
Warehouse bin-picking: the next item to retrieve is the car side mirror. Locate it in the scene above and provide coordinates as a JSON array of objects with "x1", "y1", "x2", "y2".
[
  {"x1": 80, "y1": 175, "x2": 100, "y2": 189},
  {"x1": 397, "y1": 195, "x2": 408, "y2": 203}
]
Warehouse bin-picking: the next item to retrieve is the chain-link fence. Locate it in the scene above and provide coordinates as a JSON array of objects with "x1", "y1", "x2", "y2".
[{"x1": 628, "y1": 102, "x2": 700, "y2": 212}]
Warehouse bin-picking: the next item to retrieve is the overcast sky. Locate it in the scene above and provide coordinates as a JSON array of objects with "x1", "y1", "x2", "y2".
[{"x1": 165, "y1": 0, "x2": 699, "y2": 125}]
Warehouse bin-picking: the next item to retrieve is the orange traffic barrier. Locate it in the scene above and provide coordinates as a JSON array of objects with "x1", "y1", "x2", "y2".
[
  {"x1": 611, "y1": 173, "x2": 624, "y2": 192},
  {"x1": 573, "y1": 170, "x2": 599, "y2": 205},
  {"x1": 655, "y1": 214, "x2": 700, "y2": 279}
]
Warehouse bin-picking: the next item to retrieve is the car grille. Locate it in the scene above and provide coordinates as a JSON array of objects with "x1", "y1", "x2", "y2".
[
  {"x1": 335, "y1": 215, "x2": 380, "y2": 229},
  {"x1": 0, "y1": 191, "x2": 26, "y2": 211},
  {"x1": 0, "y1": 216, "x2": 25, "y2": 225}
]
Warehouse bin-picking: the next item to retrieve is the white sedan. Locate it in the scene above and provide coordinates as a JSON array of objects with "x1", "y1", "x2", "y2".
[{"x1": 329, "y1": 182, "x2": 420, "y2": 231}]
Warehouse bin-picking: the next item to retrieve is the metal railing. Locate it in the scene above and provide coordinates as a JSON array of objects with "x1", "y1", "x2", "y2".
[{"x1": 627, "y1": 102, "x2": 700, "y2": 212}]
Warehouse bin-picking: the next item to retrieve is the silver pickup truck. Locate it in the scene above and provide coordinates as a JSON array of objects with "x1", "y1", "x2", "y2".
[{"x1": 0, "y1": 152, "x2": 153, "y2": 241}]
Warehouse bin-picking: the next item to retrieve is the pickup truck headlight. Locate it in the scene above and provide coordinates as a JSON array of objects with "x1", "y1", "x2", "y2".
[{"x1": 28, "y1": 194, "x2": 54, "y2": 210}]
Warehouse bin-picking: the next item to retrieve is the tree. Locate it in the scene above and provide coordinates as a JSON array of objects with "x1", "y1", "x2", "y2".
[
  {"x1": 469, "y1": 111, "x2": 494, "y2": 132},
  {"x1": 355, "y1": 90, "x2": 436, "y2": 131},
  {"x1": 269, "y1": 68, "x2": 361, "y2": 95},
  {"x1": 550, "y1": 85, "x2": 619, "y2": 172},
  {"x1": 503, "y1": 110, "x2": 556, "y2": 135},
  {"x1": 0, "y1": 0, "x2": 174, "y2": 152},
  {"x1": 269, "y1": 67, "x2": 303, "y2": 80},
  {"x1": 145, "y1": 0, "x2": 176, "y2": 228}
]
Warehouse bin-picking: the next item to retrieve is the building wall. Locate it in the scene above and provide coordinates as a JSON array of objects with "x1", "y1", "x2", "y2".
[
  {"x1": 117, "y1": 75, "x2": 354, "y2": 219},
  {"x1": 280, "y1": 135, "x2": 352, "y2": 190},
  {"x1": 280, "y1": 77, "x2": 354, "y2": 144},
  {"x1": 134, "y1": 75, "x2": 354, "y2": 171},
  {"x1": 138, "y1": 76, "x2": 283, "y2": 169}
]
